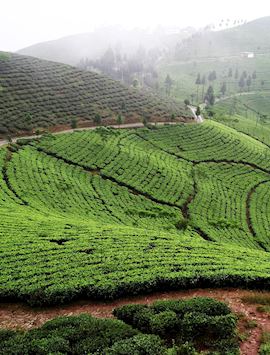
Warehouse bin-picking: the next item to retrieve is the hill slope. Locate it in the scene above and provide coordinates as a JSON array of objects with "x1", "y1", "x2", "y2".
[
  {"x1": 17, "y1": 26, "x2": 194, "y2": 65},
  {"x1": 0, "y1": 52, "x2": 189, "y2": 137},
  {"x1": 1, "y1": 122, "x2": 270, "y2": 305},
  {"x1": 176, "y1": 16, "x2": 270, "y2": 59}
]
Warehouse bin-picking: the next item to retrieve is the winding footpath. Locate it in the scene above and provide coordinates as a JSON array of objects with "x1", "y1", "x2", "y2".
[{"x1": 0, "y1": 122, "x2": 180, "y2": 148}]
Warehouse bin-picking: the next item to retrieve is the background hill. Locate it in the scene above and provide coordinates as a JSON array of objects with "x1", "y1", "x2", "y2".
[
  {"x1": 175, "y1": 16, "x2": 270, "y2": 60},
  {"x1": 18, "y1": 25, "x2": 195, "y2": 66},
  {"x1": 0, "y1": 52, "x2": 189, "y2": 137},
  {"x1": 157, "y1": 17, "x2": 270, "y2": 104}
]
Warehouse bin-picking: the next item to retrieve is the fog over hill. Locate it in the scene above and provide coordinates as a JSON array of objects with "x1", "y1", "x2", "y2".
[{"x1": 18, "y1": 25, "x2": 195, "y2": 66}]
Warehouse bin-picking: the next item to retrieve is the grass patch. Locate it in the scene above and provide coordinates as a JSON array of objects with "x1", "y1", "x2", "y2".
[{"x1": 242, "y1": 293, "x2": 270, "y2": 306}]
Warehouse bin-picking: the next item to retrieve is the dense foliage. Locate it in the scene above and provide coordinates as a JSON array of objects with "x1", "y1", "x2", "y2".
[
  {"x1": 0, "y1": 52, "x2": 189, "y2": 136},
  {"x1": 114, "y1": 297, "x2": 238, "y2": 353},
  {"x1": 0, "y1": 122, "x2": 270, "y2": 305},
  {"x1": 0, "y1": 298, "x2": 238, "y2": 354}
]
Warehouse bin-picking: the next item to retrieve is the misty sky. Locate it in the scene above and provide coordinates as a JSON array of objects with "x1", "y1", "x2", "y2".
[{"x1": 1, "y1": 0, "x2": 270, "y2": 51}]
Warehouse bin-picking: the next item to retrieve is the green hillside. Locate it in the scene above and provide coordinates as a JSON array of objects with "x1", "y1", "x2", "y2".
[
  {"x1": 0, "y1": 52, "x2": 189, "y2": 137},
  {"x1": 175, "y1": 17, "x2": 270, "y2": 60},
  {"x1": 213, "y1": 93, "x2": 270, "y2": 146},
  {"x1": 158, "y1": 54, "x2": 270, "y2": 103},
  {"x1": 1, "y1": 122, "x2": 270, "y2": 305},
  {"x1": 157, "y1": 17, "x2": 270, "y2": 103},
  {"x1": 17, "y1": 26, "x2": 194, "y2": 66}
]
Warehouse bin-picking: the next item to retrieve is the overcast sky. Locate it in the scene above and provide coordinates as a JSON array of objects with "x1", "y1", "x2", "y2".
[{"x1": 1, "y1": 0, "x2": 270, "y2": 51}]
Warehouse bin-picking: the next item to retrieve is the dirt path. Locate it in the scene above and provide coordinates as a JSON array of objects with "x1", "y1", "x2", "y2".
[
  {"x1": 1, "y1": 288, "x2": 270, "y2": 354},
  {"x1": 0, "y1": 121, "x2": 181, "y2": 148},
  {"x1": 188, "y1": 105, "x2": 204, "y2": 123}
]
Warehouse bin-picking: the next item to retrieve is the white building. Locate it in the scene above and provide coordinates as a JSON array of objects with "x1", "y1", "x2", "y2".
[{"x1": 241, "y1": 52, "x2": 255, "y2": 59}]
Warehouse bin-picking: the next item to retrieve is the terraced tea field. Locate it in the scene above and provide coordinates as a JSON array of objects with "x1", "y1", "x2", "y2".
[
  {"x1": 1, "y1": 121, "x2": 270, "y2": 306},
  {"x1": 0, "y1": 52, "x2": 189, "y2": 136}
]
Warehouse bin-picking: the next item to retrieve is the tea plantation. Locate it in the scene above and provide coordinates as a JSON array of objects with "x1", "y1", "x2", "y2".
[
  {"x1": 1, "y1": 121, "x2": 270, "y2": 306},
  {"x1": 0, "y1": 52, "x2": 189, "y2": 136}
]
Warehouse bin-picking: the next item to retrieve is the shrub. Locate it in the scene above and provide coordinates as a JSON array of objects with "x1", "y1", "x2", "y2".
[
  {"x1": 104, "y1": 334, "x2": 166, "y2": 355},
  {"x1": 0, "y1": 329, "x2": 17, "y2": 343},
  {"x1": 71, "y1": 118, "x2": 78, "y2": 129},
  {"x1": 113, "y1": 304, "x2": 149, "y2": 324},
  {"x1": 180, "y1": 312, "x2": 237, "y2": 348},
  {"x1": 114, "y1": 298, "x2": 238, "y2": 353},
  {"x1": 152, "y1": 297, "x2": 231, "y2": 317},
  {"x1": 150, "y1": 311, "x2": 179, "y2": 337},
  {"x1": 0, "y1": 314, "x2": 138, "y2": 355},
  {"x1": 167, "y1": 343, "x2": 198, "y2": 355}
]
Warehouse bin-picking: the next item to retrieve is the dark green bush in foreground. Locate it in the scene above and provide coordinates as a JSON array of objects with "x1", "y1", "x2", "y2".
[
  {"x1": 0, "y1": 314, "x2": 138, "y2": 355},
  {"x1": 0, "y1": 298, "x2": 239, "y2": 354},
  {"x1": 113, "y1": 297, "x2": 238, "y2": 354}
]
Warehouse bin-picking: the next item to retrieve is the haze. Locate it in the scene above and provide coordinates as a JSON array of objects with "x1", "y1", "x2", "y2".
[{"x1": 1, "y1": 0, "x2": 270, "y2": 51}]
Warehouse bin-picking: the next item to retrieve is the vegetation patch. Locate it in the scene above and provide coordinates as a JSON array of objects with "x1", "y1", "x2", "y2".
[{"x1": 0, "y1": 298, "x2": 239, "y2": 354}]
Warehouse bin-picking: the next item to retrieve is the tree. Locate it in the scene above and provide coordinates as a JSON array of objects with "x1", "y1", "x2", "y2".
[
  {"x1": 246, "y1": 75, "x2": 252, "y2": 91},
  {"x1": 208, "y1": 71, "x2": 217, "y2": 82},
  {"x1": 195, "y1": 106, "x2": 201, "y2": 116},
  {"x1": 24, "y1": 113, "x2": 33, "y2": 131},
  {"x1": 190, "y1": 94, "x2": 195, "y2": 105},
  {"x1": 195, "y1": 73, "x2": 201, "y2": 85},
  {"x1": 93, "y1": 113, "x2": 101, "y2": 125},
  {"x1": 234, "y1": 69, "x2": 239, "y2": 80},
  {"x1": 184, "y1": 99, "x2": 190, "y2": 106},
  {"x1": 71, "y1": 118, "x2": 78, "y2": 129},
  {"x1": 142, "y1": 115, "x2": 149, "y2": 126},
  {"x1": 220, "y1": 82, "x2": 227, "y2": 96},
  {"x1": 201, "y1": 75, "x2": 206, "y2": 100},
  {"x1": 261, "y1": 80, "x2": 265, "y2": 90},
  {"x1": 242, "y1": 70, "x2": 247, "y2": 79},
  {"x1": 252, "y1": 71, "x2": 257, "y2": 80},
  {"x1": 171, "y1": 113, "x2": 176, "y2": 121},
  {"x1": 195, "y1": 73, "x2": 201, "y2": 103},
  {"x1": 164, "y1": 74, "x2": 173, "y2": 96},
  {"x1": 25, "y1": 112, "x2": 32, "y2": 124},
  {"x1": 238, "y1": 76, "x2": 245, "y2": 91},
  {"x1": 228, "y1": 68, "x2": 233, "y2": 77},
  {"x1": 205, "y1": 85, "x2": 215, "y2": 105},
  {"x1": 116, "y1": 114, "x2": 123, "y2": 127},
  {"x1": 132, "y1": 79, "x2": 139, "y2": 88},
  {"x1": 100, "y1": 48, "x2": 115, "y2": 74}
]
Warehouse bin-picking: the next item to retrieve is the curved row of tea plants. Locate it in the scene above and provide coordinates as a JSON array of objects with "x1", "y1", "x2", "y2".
[
  {"x1": 35, "y1": 128, "x2": 194, "y2": 207},
  {"x1": 136, "y1": 120, "x2": 270, "y2": 171},
  {"x1": 35, "y1": 123, "x2": 270, "y2": 248},
  {"x1": 190, "y1": 162, "x2": 270, "y2": 249},
  {"x1": 1, "y1": 123, "x2": 270, "y2": 305}
]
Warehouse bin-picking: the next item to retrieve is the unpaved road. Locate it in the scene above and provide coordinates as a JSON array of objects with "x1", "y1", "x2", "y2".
[
  {"x1": 0, "y1": 121, "x2": 182, "y2": 148},
  {"x1": 188, "y1": 105, "x2": 204, "y2": 123},
  {"x1": 1, "y1": 288, "x2": 270, "y2": 355}
]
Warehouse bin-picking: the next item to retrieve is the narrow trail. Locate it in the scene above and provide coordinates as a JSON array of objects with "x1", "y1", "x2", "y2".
[
  {"x1": 0, "y1": 122, "x2": 181, "y2": 148},
  {"x1": 188, "y1": 105, "x2": 204, "y2": 123},
  {"x1": 1, "y1": 288, "x2": 270, "y2": 354}
]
